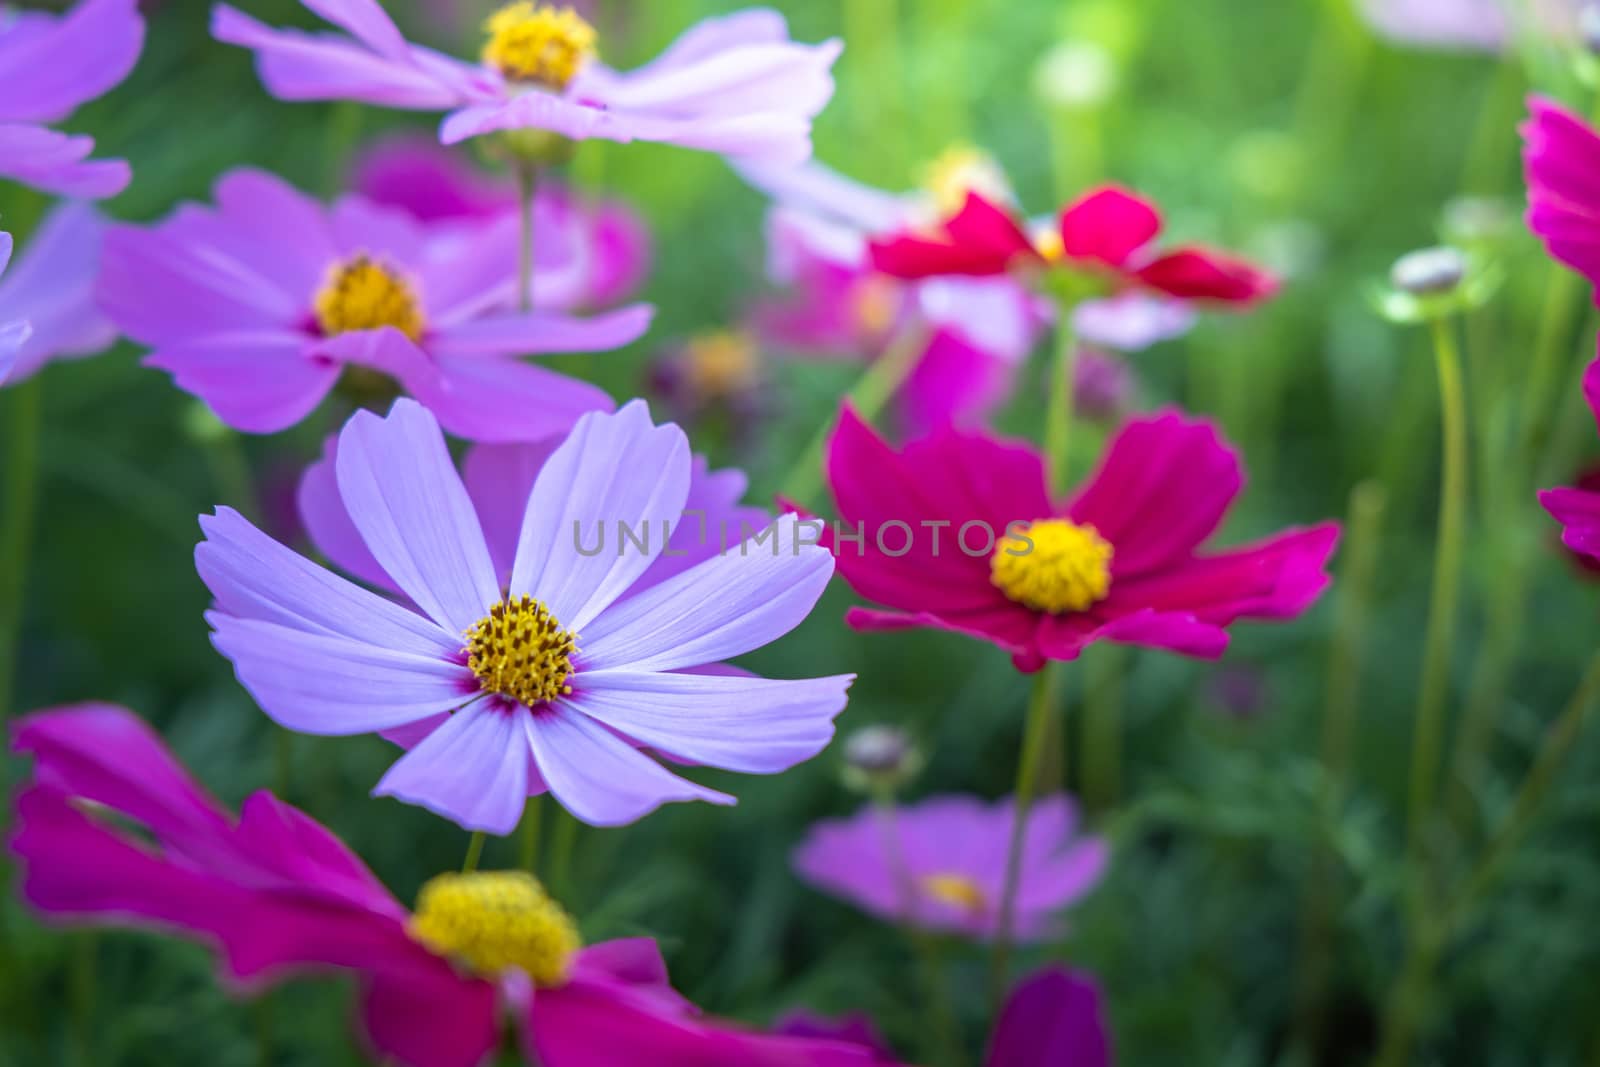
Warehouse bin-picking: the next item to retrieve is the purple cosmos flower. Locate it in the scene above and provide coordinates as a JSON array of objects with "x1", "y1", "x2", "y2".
[
  {"x1": 780, "y1": 966, "x2": 1113, "y2": 1067},
  {"x1": 0, "y1": 203, "x2": 116, "y2": 387},
  {"x1": 96, "y1": 167, "x2": 650, "y2": 441},
  {"x1": 199, "y1": 398, "x2": 851, "y2": 833},
  {"x1": 0, "y1": 0, "x2": 144, "y2": 198},
  {"x1": 213, "y1": 1, "x2": 840, "y2": 165},
  {"x1": 1358, "y1": 0, "x2": 1576, "y2": 51},
  {"x1": 792, "y1": 794, "x2": 1108, "y2": 942},
  {"x1": 11, "y1": 704, "x2": 882, "y2": 1067},
  {"x1": 0, "y1": 234, "x2": 26, "y2": 385},
  {"x1": 351, "y1": 135, "x2": 651, "y2": 311}
]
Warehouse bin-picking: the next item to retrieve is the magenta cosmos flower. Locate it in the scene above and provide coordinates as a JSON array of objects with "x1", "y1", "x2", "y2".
[
  {"x1": 0, "y1": 0, "x2": 144, "y2": 198},
  {"x1": 1541, "y1": 357, "x2": 1600, "y2": 560},
  {"x1": 825, "y1": 407, "x2": 1339, "y2": 670},
  {"x1": 352, "y1": 135, "x2": 650, "y2": 311},
  {"x1": 200, "y1": 398, "x2": 851, "y2": 832},
  {"x1": 869, "y1": 185, "x2": 1278, "y2": 307},
  {"x1": 96, "y1": 167, "x2": 650, "y2": 441},
  {"x1": 0, "y1": 203, "x2": 116, "y2": 386},
  {"x1": 792, "y1": 794, "x2": 1107, "y2": 942},
  {"x1": 11, "y1": 704, "x2": 881, "y2": 1067},
  {"x1": 1523, "y1": 96, "x2": 1600, "y2": 293},
  {"x1": 213, "y1": 1, "x2": 840, "y2": 165},
  {"x1": 783, "y1": 966, "x2": 1112, "y2": 1067}
]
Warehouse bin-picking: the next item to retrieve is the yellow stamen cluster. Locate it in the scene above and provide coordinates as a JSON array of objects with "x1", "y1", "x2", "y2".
[
  {"x1": 482, "y1": 2, "x2": 597, "y2": 89},
  {"x1": 991, "y1": 519, "x2": 1114, "y2": 614},
  {"x1": 919, "y1": 144, "x2": 1012, "y2": 221},
  {"x1": 465, "y1": 596, "x2": 577, "y2": 707},
  {"x1": 313, "y1": 256, "x2": 426, "y2": 342},
  {"x1": 684, "y1": 329, "x2": 760, "y2": 400},
  {"x1": 918, "y1": 873, "x2": 988, "y2": 913},
  {"x1": 851, "y1": 277, "x2": 901, "y2": 338},
  {"x1": 1034, "y1": 228, "x2": 1066, "y2": 264},
  {"x1": 408, "y1": 871, "x2": 581, "y2": 987}
]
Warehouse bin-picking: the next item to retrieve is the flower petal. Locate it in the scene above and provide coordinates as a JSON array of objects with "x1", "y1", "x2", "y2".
[
  {"x1": 428, "y1": 304, "x2": 654, "y2": 358},
  {"x1": 1058, "y1": 185, "x2": 1161, "y2": 268},
  {"x1": 0, "y1": 0, "x2": 144, "y2": 124},
  {"x1": 983, "y1": 967, "x2": 1112, "y2": 1067},
  {"x1": 373, "y1": 702, "x2": 530, "y2": 835},
  {"x1": 297, "y1": 435, "x2": 398, "y2": 594}
]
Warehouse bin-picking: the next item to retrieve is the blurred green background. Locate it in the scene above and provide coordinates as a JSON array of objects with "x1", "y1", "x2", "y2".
[{"x1": 5, "y1": 0, "x2": 1600, "y2": 1063}]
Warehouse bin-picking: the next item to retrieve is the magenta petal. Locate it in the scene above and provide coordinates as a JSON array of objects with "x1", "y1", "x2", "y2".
[
  {"x1": 359, "y1": 969, "x2": 501, "y2": 1067},
  {"x1": 984, "y1": 966, "x2": 1111, "y2": 1067},
  {"x1": 1542, "y1": 486, "x2": 1600, "y2": 560},
  {"x1": 1058, "y1": 185, "x2": 1161, "y2": 268}
]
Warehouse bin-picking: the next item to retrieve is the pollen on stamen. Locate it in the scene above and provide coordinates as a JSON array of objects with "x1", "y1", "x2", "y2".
[
  {"x1": 464, "y1": 595, "x2": 577, "y2": 707},
  {"x1": 313, "y1": 255, "x2": 426, "y2": 342},
  {"x1": 408, "y1": 871, "x2": 582, "y2": 987},
  {"x1": 482, "y1": 2, "x2": 597, "y2": 89},
  {"x1": 991, "y1": 518, "x2": 1114, "y2": 615},
  {"x1": 918, "y1": 873, "x2": 988, "y2": 913}
]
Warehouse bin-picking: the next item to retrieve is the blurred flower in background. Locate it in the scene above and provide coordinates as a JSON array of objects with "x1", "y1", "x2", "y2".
[
  {"x1": 0, "y1": 0, "x2": 144, "y2": 197},
  {"x1": 1358, "y1": 0, "x2": 1578, "y2": 51},
  {"x1": 1071, "y1": 346, "x2": 1136, "y2": 423},
  {"x1": 648, "y1": 327, "x2": 771, "y2": 441},
  {"x1": 793, "y1": 794, "x2": 1108, "y2": 942},
  {"x1": 96, "y1": 168, "x2": 650, "y2": 440},
  {"x1": 0, "y1": 203, "x2": 114, "y2": 386}
]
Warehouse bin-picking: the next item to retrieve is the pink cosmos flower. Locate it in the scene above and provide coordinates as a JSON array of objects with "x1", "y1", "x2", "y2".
[
  {"x1": 213, "y1": 1, "x2": 840, "y2": 165},
  {"x1": 96, "y1": 167, "x2": 650, "y2": 441},
  {"x1": 10, "y1": 704, "x2": 881, "y2": 1067},
  {"x1": 1541, "y1": 357, "x2": 1600, "y2": 560},
  {"x1": 825, "y1": 407, "x2": 1339, "y2": 671},
  {"x1": 0, "y1": 0, "x2": 145, "y2": 198},
  {"x1": 352, "y1": 135, "x2": 651, "y2": 311},
  {"x1": 781, "y1": 966, "x2": 1112, "y2": 1067},
  {"x1": 869, "y1": 186, "x2": 1278, "y2": 307},
  {"x1": 199, "y1": 399, "x2": 851, "y2": 833},
  {"x1": 1523, "y1": 96, "x2": 1600, "y2": 294},
  {"x1": 0, "y1": 203, "x2": 116, "y2": 387},
  {"x1": 746, "y1": 160, "x2": 1189, "y2": 436},
  {"x1": 792, "y1": 794, "x2": 1108, "y2": 942}
]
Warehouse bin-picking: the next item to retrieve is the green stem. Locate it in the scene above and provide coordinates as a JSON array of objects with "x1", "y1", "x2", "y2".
[
  {"x1": 462, "y1": 831, "x2": 486, "y2": 874},
  {"x1": 1369, "y1": 927, "x2": 1444, "y2": 1067},
  {"x1": 70, "y1": 933, "x2": 96, "y2": 1067},
  {"x1": 990, "y1": 664, "x2": 1061, "y2": 1003},
  {"x1": 519, "y1": 796, "x2": 543, "y2": 874},
  {"x1": 0, "y1": 377, "x2": 42, "y2": 722},
  {"x1": 1079, "y1": 647, "x2": 1125, "y2": 812},
  {"x1": 1044, "y1": 312, "x2": 1079, "y2": 497},
  {"x1": 254, "y1": 993, "x2": 275, "y2": 1067},
  {"x1": 547, "y1": 806, "x2": 579, "y2": 897},
  {"x1": 779, "y1": 323, "x2": 930, "y2": 509},
  {"x1": 518, "y1": 163, "x2": 539, "y2": 313},
  {"x1": 1457, "y1": 52, "x2": 1524, "y2": 197},
  {"x1": 272, "y1": 729, "x2": 292, "y2": 801},
  {"x1": 1518, "y1": 267, "x2": 1585, "y2": 465},
  {"x1": 1406, "y1": 316, "x2": 1469, "y2": 862},
  {"x1": 1291, "y1": 480, "x2": 1386, "y2": 1057}
]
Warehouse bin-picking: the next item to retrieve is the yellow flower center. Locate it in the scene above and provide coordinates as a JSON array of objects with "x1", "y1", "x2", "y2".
[
  {"x1": 991, "y1": 519, "x2": 1114, "y2": 614},
  {"x1": 408, "y1": 871, "x2": 581, "y2": 986},
  {"x1": 465, "y1": 595, "x2": 577, "y2": 707},
  {"x1": 482, "y1": 2, "x2": 597, "y2": 89},
  {"x1": 918, "y1": 873, "x2": 988, "y2": 913},
  {"x1": 1034, "y1": 227, "x2": 1065, "y2": 263},
  {"x1": 684, "y1": 329, "x2": 760, "y2": 400},
  {"x1": 313, "y1": 255, "x2": 426, "y2": 342},
  {"x1": 851, "y1": 276, "x2": 901, "y2": 338},
  {"x1": 919, "y1": 143, "x2": 1012, "y2": 221}
]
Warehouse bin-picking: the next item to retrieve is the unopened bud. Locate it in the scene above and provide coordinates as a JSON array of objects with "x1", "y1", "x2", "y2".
[
  {"x1": 841, "y1": 725, "x2": 922, "y2": 793},
  {"x1": 1390, "y1": 246, "x2": 1466, "y2": 296}
]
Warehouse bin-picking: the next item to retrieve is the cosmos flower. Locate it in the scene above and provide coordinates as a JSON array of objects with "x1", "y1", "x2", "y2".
[
  {"x1": 0, "y1": 234, "x2": 26, "y2": 385},
  {"x1": 745, "y1": 151, "x2": 1191, "y2": 435},
  {"x1": 647, "y1": 328, "x2": 771, "y2": 441},
  {"x1": 351, "y1": 135, "x2": 651, "y2": 311},
  {"x1": 780, "y1": 966, "x2": 1113, "y2": 1067},
  {"x1": 1541, "y1": 358, "x2": 1600, "y2": 561},
  {"x1": 1357, "y1": 0, "x2": 1576, "y2": 52},
  {"x1": 869, "y1": 185, "x2": 1278, "y2": 307},
  {"x1": 10, "y1": 704, "x2": 883, "y2": 1067},
  {"x1": 297, "y1": 427, "x2": 770, "y2": 604},
  {"x1": 792, "y1": 794, "x2": 1108, "y2": 942},
  {"x1": 97, "y1": 168, "x2": 650, "y2": 441},
  {"x1": 199, "y1": 399, "x2": 851, "y2": 833},
  {"x1": 0, "y1": 204, "x2": 116, "y2": 387},
  {"x1": 1523, "y1": 96, "x2": 1600, "y2": 294},
  {"x1": 213, "y1": 1, "x2": 840, "y2": 165},
  {"x1": 825, "y1": 407, "x2": 1339, "y2": 671},
  {"x1": 0, "y1": 0, "x2": 145, "y2": 198}
]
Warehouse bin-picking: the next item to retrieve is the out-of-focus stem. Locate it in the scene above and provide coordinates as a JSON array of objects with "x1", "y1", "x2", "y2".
[
  {"x1": 548, "y1": 807, "x2": 579, "y2": 898},
  {"x1": 843, "y1": 0, "x2": 908, "y2": 181},
  {"x1": 1519, "y1": 269, "x2": 1585, "y2": 463},
  {"x1": 462, "y1": 832, "x2": 486, "y2": 874},
  {"x1": 1407, "y1": 316, "x2": 1469, "y2": 861},
  {"x1": 1044, "y1": 313, "x2": 1079, "y2": 497},
  {"x1": 990, "y1": 664, "x2": 1061, "y2": 1004},
  {"x1": 1079, "y1": 646, "x2": 1125, "y2": 812},
  {"x1": 0, "y1": 377, "x2": 42, "y2": 722},
  {"x1": 1292, "y1": 481, "x2": 1386, "y2": 1057},
  {"x1": 519, "y1": 796, "x2": 543, "y2": 874}
]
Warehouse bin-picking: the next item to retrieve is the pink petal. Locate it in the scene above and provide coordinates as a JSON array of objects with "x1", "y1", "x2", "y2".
[{"x1": 1058, "y1": 185, "x2": 1161, "y2": 268}]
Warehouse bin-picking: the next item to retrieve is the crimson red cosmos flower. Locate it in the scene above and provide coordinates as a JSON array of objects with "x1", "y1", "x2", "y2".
[
  {"x1": 868, "y1": 186, "x2": 1278, "y2": 305},
  {"x1": 825, "y1": 407, "x2": 1339, "y2": 671}
]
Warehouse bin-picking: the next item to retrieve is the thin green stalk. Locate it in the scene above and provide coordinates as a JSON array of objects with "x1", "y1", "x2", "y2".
[
  {"x1": 254, "y1": 993, "x2": 275, "y2": 1067},
  {"x1": 1518, "y1": 267, "x2": 1585, "y2": 463},
  {"x1": 517, "y1": 163, "x2": 539, "y2": 312},
  {"x1": 1458, "y1": 53, "x2": 1524, "y2": 197},
  {"x1": 462, "y1": 831, "x2": 486, "y2": 874},
  {"x1": 70, "y1": 934, "x2": 95, "y2": 1067},
  {"x1": 1369, "y1": 927, "x2": 1444, "y2": 1067},
  {"x1": 273, "y1": 730, "x2": 292, "y2": 801},
  {"x1": 990, "y1": 664, "x2": 1062, "y2": 1003},
  {"x1": 519, "y1": 796, "x2": 543, "y2": 874},
  {"x1": 779, "y1": 323, "x2": 930, "y2": 508},
  {"x1": 1407, "y1": 316, "x2": 1469, "y2": 859},
  {"x1": 0, "y1": 377, "x2": 42, "y2": 722},
  {"x1": 1044, "y1": 314, "x2": 1079, "y2": 497},
  {"x1": 1079, "y1": 646, "x2": 1125, "y2": 812},
  {"x1": 547, "y1": 807, "x2": 579, "y2": 898},
  {"x1": 1291, "y1": 481, "x2": 1386, "y2": 1057}
]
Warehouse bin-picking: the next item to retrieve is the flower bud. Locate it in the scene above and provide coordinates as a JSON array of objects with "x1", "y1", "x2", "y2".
[
  {"x1": 1389, "y1": 246, "x2": 1466, "y2": 296},
  {"x1": 841, "y1": 725, "x2": 922, "y2": 794}
]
